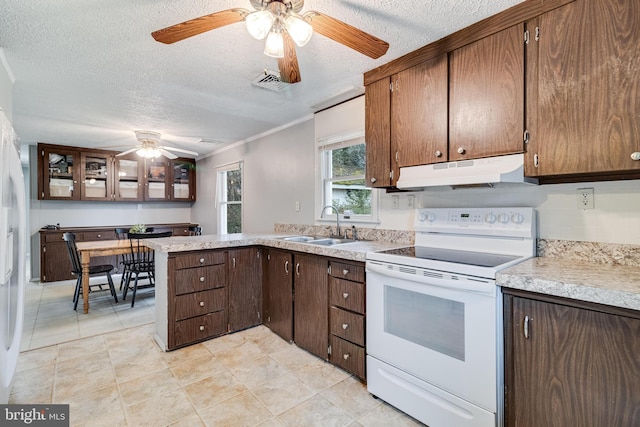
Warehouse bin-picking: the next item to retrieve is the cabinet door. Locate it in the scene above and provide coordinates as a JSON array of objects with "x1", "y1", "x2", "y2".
[
  {"x1": 170, "y1": 158, "x2": 196, "y2": 201},
  {"x1": 392, "y1": 55, "x2": 448, "y2": 168},
  {"x1": 265, "y1": 250, "x2": 293, "y2": 342},
  {"x1": 39, "y1": 146, "x2": 80, "y2": 200},
  {"x1": 228, "y1": 247, "x2": 263, "y2": 332},
  {"x1": 41, "y1": 240, "x2": 74, "y2": 282},
  {"x1": 293, "y1": 254, "x2": 328, "y2": 359},
  {"x1": 144, "y1": 157, "x2": 169, "y2": 200},
  {"x1": 529, "y1": 0, "x2": 640, "y2": 176},
  {"x1": 81, "y1": 152, "x2": 113, "y2": 201},
  {"x1": 114, "y1": 155, "x2": 144, "y2": 201},
  {"x1": 449, "y1": 24, "x2": 525, "y2": 161},
  {"x1": 506, "y1": 295, "x2": 640, "y2": 427},
  {"x1": 365, "y1": 77, "x2": 392, "y2": 188}
]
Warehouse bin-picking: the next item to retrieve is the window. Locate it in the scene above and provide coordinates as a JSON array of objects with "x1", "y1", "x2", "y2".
[
  {"x1": 216, "y1": 162, "x2": 242, "y2": 234},
  {"x1": 318, "y1": 131, "x2": 377, "y2": 222}
]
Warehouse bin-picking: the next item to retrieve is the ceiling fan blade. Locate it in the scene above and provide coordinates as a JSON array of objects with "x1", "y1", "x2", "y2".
[
  {"x1": 278, "y1": 32, "x2": 302, "y2": 84},
  {"x1": 152, "y1": 9, "x2": 249, "y2": 44},
  {"x1": 116, "y1": 147, "x2": 139, "y2": 157},
  {"x1": 161, "y1": 146, "x2": 199, "y2": 156},
  {"x1": 304, "y1": 11, "x2": 389, "y2": 59},
  {"x1": 158, "y1": 148, "x2": 178, "y2": 159}
]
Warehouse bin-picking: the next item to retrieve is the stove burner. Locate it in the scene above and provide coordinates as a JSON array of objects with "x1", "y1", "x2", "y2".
[{"x1": 376, "y1": 246, "x2": 520, "y2": 268}]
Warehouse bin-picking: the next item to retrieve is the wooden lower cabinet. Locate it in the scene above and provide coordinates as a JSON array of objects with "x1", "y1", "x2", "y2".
[
  {"x1": 503, "y1": 290, "x2": 640, "y2": 427},
  {"x1": 293, "y1": 253, "x2": 328, "y2": 359},
  {"x1": 328, "y1": 260, "x2": 367, "y2": 380},
  {"x1": 168, "y1": 250, "x2": 228, "y2": 350},
  {"x1": 228, "y1": 247, "x2": 263, "y2": 333},
  {"x1": 264, "y1": 249, "x2": 293, "y2": 342}
]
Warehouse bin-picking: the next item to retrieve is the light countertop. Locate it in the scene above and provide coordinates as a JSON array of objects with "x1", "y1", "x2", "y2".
[
  {"x1": 142, "y1": 233, "x2": 407, "y2": 263},
  {"x1": 498, "y1": 257, "x2": 640, "y2": 312}
]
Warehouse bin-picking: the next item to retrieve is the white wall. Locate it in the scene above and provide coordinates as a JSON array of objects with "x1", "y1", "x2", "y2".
[
  {"x1": 0, "y1": 48, "x2": 13, "y2": 119},
  {"x1": 192, "y1": 119, "x2": 316, "y2": 234},
  {"x1": 195, "y1": 97, "x2": 640, "y2": 246}
]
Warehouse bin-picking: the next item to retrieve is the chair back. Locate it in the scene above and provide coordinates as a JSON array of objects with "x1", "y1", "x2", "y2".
[
  {"x1": 62, "y1": 232, "x2": 82, "y2": 275},
  {"x1": 128, "y1": 231, "x2": 172, "y2": 271},
  {"x1": 115, "y1": 227, "x2": 129, "y2": 240},
  {"x1": 188, "y1": 226, "x2": 202, "y2": 236}
]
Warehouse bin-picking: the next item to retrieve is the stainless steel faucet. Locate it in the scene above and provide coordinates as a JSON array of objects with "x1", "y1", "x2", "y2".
[{"x1": 320, "y1": 205, "x2": 341, "y2": 238}]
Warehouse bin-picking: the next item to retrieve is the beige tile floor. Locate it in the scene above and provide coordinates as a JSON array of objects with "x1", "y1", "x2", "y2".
[{"x1": 14, "y1": 281, "x2": 424, "y2": 426}]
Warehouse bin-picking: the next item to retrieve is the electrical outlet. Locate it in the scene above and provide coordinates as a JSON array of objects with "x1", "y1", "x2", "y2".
[
  {"x1": 392, "y1": 195, "x2": 399, "y2": 209},
  {"x1": 577, "y1": 187, "x2": 594, "y2": 210},
  {"x1": 407, "y1": 195, "x2": 415, "y2": 209},
  {"x1": 295, "y1": 201, "x2": 300, "y2": 212}
]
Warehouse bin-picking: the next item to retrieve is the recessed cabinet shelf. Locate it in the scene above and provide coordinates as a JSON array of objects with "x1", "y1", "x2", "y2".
[{"x1": 38, "y1": 143, "x2": 196, "y2": 202}]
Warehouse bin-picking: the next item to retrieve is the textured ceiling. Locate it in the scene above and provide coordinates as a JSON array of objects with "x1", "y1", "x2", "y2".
[{"x1": 0, "y1": 0, "x2": 523, "y2": 157}]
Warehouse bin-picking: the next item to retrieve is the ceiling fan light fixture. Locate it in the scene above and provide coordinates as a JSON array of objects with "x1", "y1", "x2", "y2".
[
  {"x1": 264, "y1": 29, "x2": 284, "y2": 58},
  {"x1": 136, "y1": 147, "x2": 162, "y2": 159},
  {"x1": 283, "y1": 13, "x2": 313, "y2": 46},
  {"x1": 246, "y1": 10, "x2": 275, "y2": 40}
]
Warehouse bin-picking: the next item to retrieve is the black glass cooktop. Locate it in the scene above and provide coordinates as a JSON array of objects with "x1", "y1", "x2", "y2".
[{"x1": 376, "y1": 246, "x2": 520, "y2": 268}]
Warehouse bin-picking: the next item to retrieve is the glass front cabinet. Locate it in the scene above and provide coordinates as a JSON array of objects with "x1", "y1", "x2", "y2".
[{"x1": 38, "y1": 143, "x2": 196, "y2": 202}]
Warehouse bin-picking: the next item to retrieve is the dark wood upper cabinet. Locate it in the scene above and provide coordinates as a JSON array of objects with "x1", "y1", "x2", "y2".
[
  {"x1": 449, "y1": 24, "x2": 525, "y2": 161},
  {"x1": 392, "y1": 54, "x2": 449, "y2": 168},
  {"x1": 228, "y1": 247, "x2": 263, "y2": 333},
  {"x1": 504, "y1": 291, "x2": 640, "y2": 427},
  {"x1": 365, "y1": 77, "x2": 392, "y2": 188},
  {"x1": 114, "y1": 155, "x2": 144, "y2": 201},
  {"x1": 525, "y1": 0, "x2": 640, "y2": 180},
  {"x1": 39, "y1": 145, "x2": 81, "y2": 200},
  {"x1": 293, "y1": 253, "x2": 329, "y2": 359},
  {"x1": 80, "y1": 151, "x2": 113, "y2": 201}
]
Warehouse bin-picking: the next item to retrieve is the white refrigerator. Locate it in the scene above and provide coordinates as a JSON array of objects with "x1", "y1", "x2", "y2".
[{"x1": 0, "y1": 109, "x2": 26, "y2": 404}]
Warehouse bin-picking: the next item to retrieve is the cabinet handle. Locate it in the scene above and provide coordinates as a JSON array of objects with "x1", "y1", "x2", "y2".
[
  {"x1": 97, "y1": 234, "x2": 101, "y2": 238},
  {"x1": 296, "y1": 263, "x2": 300, "y2": 276},
  {"x1": 285, "y1": 261, "x2": 289, "y2": 274},
  {"x1": 457, "y1": 147, "x2": 466, "y2": 155},
  {"x1": 199, "y1": 276, "x2": 205, "y2": 282},
  {"x1": 435, "y1": 150, "x2": 442, "y2": 158},
  {"x1": 342, "y1": 292, "x2": 349, "y2": 299},
  {"x1": 524, "y1": 315, "x2": 530, "y2": 339},
  {"x1": 199, "y1": 325, "x2": 205, "y2": 331},
  {"x1": 370, "y1": 177, "x2": 377, "y2": 183},
  {"x1": 199, "y1": 257, "x2": 205, "y2": 264},
  {"x1": 343, "y1": 353, "x2": 350, "y2": 360},
  {"x1": 232, "y1": 257, "x2": 236, "y2": 268},
  {"x1": 199, "y1": 301, "x2": 205, "y2": 307},
  {"x1": 342, "y1": 269, "x2": 349, "y2": 276},
  {"x1": 631, "y1": 152, "x2": 640, "y2": 161},
  {"x1": 342, "y1": 323, "x2": 349, "y2": 330}
]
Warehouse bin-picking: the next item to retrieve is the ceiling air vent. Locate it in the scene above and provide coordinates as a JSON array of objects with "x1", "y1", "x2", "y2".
[{"x1": 251, "y1": 69, "x2": 291, "y2": 92}]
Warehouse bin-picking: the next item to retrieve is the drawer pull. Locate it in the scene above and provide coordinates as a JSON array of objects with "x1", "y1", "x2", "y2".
[
  {"x1": 342, "y1": 353, "x2": 350, "y2": 360},
  {"x1": 199, "y1": 276, "x2": 205, "y2": 282},
  {"x1": 199, "y1": 301, "x2": 205, "y2": 307},
  {"x1": 341, "y1": 323, "x2": 349, "y2": 330},
  {"x1": 97, "y1": 234, "x2": 101, "y2": 238},
  {"x1": 342, "y1": 292, "x2": 349, "y2": 299},
  {"x1": 199, "y1": 257, "x2": 205, "y2": 264},
  {"x1": 199, "y1": 325, "x2": 205, "y2": 331},
  {"x1": 342, "y1": 269, "x2": 349, "y2": 276}
]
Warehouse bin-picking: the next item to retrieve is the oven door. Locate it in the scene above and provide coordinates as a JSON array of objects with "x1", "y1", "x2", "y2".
[{"x1": 366, "y1": 260, "x2": 500, "y2": 413}]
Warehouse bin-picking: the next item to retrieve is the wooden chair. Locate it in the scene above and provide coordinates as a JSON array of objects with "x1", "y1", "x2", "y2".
[
  {"x1": 122, "y1": 231, "x2": 172, "y2": 307},
  {"x1": 188, "y1": 225, "x2": 202, "y2": 236},
  {"x1": 115, "y1": 227, "x2": 154, "y2": 290},
  {"x1": 63, "y1": 232, "x2": 118, "y2": 310}
]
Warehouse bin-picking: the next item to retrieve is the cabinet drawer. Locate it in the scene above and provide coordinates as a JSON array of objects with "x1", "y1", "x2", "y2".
[
  {"x1": 172, "y1": 227, "x2": 191, "y2": 236},
  {"x1": 172, "y1": 311, "x2": 227, "y2": 348},
  {"x1": 330, "y1": 307, "x2": 365, "y2": 346},
  {"x1": 173, "y1": 251, "x2": 226, "y2": 269},
  {"x1": 174, "y1": 264, "x2": 226, "y2": 295},
  {"x1": 330, "y1": 335, "x2": 365, "y2": 380},
  {"x1": 329, "y1": 277, "x2": 365, "y2": 314},
  {"x1": 174, "y1": 288, "x2": 226, "y2": 321},
  {"x1": 330, "y1": 261, "x2": 365, "y2": 283},
  {"x1": 81, "y1": 231, "x2": 116, "y2": 241},
  {"x1": 44, "y1": 232, "x2": 66, "y2": 243}
]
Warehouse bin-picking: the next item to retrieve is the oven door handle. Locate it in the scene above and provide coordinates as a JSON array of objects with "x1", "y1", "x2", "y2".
[{"x1": 366, "y1": 261, "x2": 496, "y2": 297}]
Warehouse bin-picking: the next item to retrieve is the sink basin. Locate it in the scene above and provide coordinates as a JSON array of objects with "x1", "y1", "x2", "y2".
[
  {"x1": 277, "y1": 235, "x2": 356, "y2": 246},
  {"x1": 281, "y1": 236, "x2": 316, "y2": 242}
]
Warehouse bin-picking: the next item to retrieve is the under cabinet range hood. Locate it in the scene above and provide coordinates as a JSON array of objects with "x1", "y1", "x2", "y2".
[{"x1": 395, "y1": 153, "x2": 538, "y2": 189}]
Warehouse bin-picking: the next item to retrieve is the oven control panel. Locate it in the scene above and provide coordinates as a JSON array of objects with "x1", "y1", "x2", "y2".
[{"x1": 415, "y1": 207, "x2": 534, "y2": 237}]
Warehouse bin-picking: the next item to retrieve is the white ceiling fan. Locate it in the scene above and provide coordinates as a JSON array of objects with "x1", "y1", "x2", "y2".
[{"x1": 116, "y1": 130, "x2": 199, "y2": 160}]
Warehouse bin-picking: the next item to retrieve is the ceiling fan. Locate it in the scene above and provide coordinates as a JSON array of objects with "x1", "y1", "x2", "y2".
[
  {"x1": 151, "y1": 0, "x2": 389, "y2": 84},
  {"x1": 116, "y1": 131, "x2": 199, "y2": 159}
]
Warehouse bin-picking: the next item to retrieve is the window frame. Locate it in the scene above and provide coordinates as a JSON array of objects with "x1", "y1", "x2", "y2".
[
  {"x1": 316, "y1": 130, "x2": 379, "y2": 224},
  {"x1": 215, "y1": 161, "x2": 243, "y2": 234}
]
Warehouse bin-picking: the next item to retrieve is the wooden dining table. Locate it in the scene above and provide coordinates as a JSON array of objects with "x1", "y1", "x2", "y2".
[{"x1": 75, "y1": 239, "x2": 150, "y2": 314}]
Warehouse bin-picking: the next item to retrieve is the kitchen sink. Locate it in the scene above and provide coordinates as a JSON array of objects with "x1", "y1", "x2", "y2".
[
  {"x1": 281, "y1": 236, "x2": 317, "y2": 242},
  {"x1": 277, "y1": 235, "x2": 359, "y2": 245}
]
